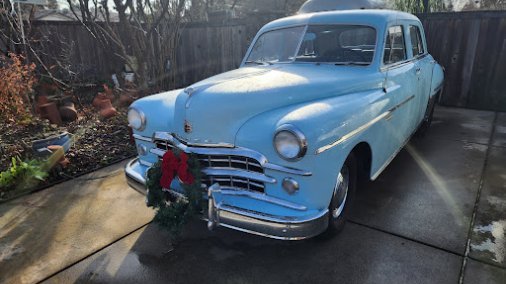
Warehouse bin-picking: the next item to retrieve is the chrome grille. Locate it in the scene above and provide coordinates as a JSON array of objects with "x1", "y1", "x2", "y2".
[
  {"x1": 154, "y1": 139, "x2": 265, "y2": 192},
  {"x1": 202, "y1": 176, "x2": 265, "y2": 192},
  {"x1": 197, "y1": 155, "x2": 263, "y2": 173}
]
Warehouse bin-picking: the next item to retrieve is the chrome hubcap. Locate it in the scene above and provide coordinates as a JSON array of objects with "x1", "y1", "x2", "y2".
[{"x1": 332, "y1": 166, "x2": 349, "y2": 219}]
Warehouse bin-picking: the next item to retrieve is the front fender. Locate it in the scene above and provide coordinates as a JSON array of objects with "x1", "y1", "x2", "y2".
[
  {"x1": 129, "y1": 88, "x2": 183, "y2": 137},
  {"x1": 235, "y1": 88, "x2": 390, "y2": 210}
]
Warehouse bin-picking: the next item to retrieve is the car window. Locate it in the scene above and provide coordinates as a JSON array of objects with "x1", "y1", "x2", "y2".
[
  {"x1": 383, "y1": 25, "x2": 406, "y2": 65},
  {"x1": 246, "y1": 26, "x2": 305, "y2": 63},
  {"x1": 296, "y1": 25, "x2": 376, "y2": 64},
  {"x1": 409, "y1": 25, "x2": 425, "y2": 57}
]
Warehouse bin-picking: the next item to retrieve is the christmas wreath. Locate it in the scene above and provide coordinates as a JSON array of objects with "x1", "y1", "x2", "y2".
[{"x1": 146, "y1": 149, "x2": 204, "y2": 237}]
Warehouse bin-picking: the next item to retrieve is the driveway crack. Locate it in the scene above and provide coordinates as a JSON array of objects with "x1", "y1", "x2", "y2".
[{"x1": 458, "y1": 111, "x2": 498, "y2": 284}]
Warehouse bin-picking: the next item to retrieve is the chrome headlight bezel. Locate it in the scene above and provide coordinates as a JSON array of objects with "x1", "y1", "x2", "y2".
[
  {"x1": 127, "y1": 107, "x2": 146, "y2": 131},
  {"x1": 273, "y1": 124, "x2": 307, "y2": 161}
]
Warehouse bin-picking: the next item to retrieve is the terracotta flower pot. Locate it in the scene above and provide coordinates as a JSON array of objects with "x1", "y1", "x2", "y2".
[
  {"x1": 100, "y1": 106, "x2": 118, "y2": 119},
  {"x1": 103, "y1": 84, "x2": 115, "y2": 100},
  {"x1": 98, "y1": 99, "x2": 117, "y2": 118},
  {"x1": 35, "y1": 95, "x2": 48, "y2": 114},
  {"x1": 59, "y1": 102, "x2": 78, "y2": 122},
  {"x1": 98, "y1": 99, "x2": 113, "y2": 109},
  {"x1": 39, "y1": 102, "x2": 62, "y2": 125},
  {"x1": 92, "y1": 93, "x2": 108, "y2": 108}
]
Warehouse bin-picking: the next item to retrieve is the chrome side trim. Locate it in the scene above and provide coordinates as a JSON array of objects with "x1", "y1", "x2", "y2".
[
  {"x1": 433, "y1": 82, "x2": 443, "y2": 94},
  {"x1": 218, "y1": 188, "x2": 307, "y2": 211},
  {"x1": 370, "y1": 143, "x2": 403, "y2": 180},
  {"x1": 316, "y1": 112, "x2": 389, "y2": 154},
  {"x1": 202, "y1": 168, "x2": 277, "y2": 184},
  {"x1": 371, "y1": 114, "x2": 423, "y2": 180},
  {"x1": 392, "y1": 94, "x2": 415, "y2": 111},
  {"x1": 316, "y1": 95, "x2": 415, "y2": 155},
  {"x1": 263, "y1": 163, "x2": 312, "y2": 176},
  {"x1": 133, "y1": 134, "x2": 152, "y2": 142}
]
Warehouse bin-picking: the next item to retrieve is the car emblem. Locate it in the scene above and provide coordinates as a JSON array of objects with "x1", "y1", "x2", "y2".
[{"x1": 184, "y1": 120, "x2": 192, "y2": 133}]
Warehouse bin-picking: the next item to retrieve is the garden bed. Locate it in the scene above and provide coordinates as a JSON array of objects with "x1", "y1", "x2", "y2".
[{"x1": 0, "y1": 106, "x2": 136, "y2": 201}]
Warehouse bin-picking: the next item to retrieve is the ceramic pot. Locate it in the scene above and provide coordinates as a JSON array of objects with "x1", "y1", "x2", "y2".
[
  {"x1": 98, "y1": 99, "x2": 117, "y2": 118},
  {"x1": 92, "y1": 93, "x2": 108, "y2": 108},
  {"x1": 59, "y1": 99, "x2": 78, "y2": 122},
  {"x1": 39, "y1": 102, "x2": 62, "y2": 125},
  {"x1": 35, "y1": 95, "x2": 48, "y2": 114},
  {"x1": 100, "y1": 106, "x2": 118, "y2": 118},
  {"x1": 103, "y1": 84, "x2": 115, "y2": 100}
]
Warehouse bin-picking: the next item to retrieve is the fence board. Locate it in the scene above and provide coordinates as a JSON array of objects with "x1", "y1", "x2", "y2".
[
  {"x1": 30, "y1": 11, "x2": 506, "y2": 111},
  {"x1": 420, "y1": 11, "x2": 506, "y2": 111}
]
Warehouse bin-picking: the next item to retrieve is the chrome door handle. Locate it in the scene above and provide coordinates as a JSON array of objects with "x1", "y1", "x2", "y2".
[{"x1": 415, "y1": 67, "x2": 421, "y2": 75}]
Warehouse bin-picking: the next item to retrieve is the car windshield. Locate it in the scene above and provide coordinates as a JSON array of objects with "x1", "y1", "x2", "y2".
[{"x1": 245, "y1": 25, "x2": 376, "y2": 65}]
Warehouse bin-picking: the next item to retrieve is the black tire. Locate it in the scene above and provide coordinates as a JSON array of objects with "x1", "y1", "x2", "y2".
[
  {"x1": 416, "y1": 94, "x2": 438, "y2": 137},
  {"x1": 324, "y1": 153, "x2": 358, "y2": 236}
]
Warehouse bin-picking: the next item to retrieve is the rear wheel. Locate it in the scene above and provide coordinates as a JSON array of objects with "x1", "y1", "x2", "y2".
[
  {"x1": 325, "y1": 153, "x2": 357, "y2": 235},
  {"x1": 416, "y1": 93, "x2": 439, "y2": 137}
]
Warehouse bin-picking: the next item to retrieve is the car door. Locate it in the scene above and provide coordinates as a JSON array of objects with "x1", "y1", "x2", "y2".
[
  {"x1": 382, "y1": 24, "x2": 418, "y2": 149},
  {"x1": 409, "y1": 24, "x2": 432, "y2": 127}
]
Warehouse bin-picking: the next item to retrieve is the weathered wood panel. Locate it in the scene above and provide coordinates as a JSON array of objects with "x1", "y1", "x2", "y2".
[
  {"x1": 30, "y1": 11, "x2": 506, "y2": 111},
  {"x1": 420, "y1": 11, "x2": 506, "y2": 111},
  {"x1": 175, "y1": 24, "x2": 248, "y2": 87},
  {"x1": 30, "y1": 21, "x2": 250, "y2": 89}
]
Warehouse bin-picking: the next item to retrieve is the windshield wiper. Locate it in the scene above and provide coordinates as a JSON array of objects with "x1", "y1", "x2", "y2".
[
  {"x1": 244, "y1": 60, "x2": 273, "y2": 65},
  {"x1": 334, "y1": 62, "x2": 370, "y2": 66}
]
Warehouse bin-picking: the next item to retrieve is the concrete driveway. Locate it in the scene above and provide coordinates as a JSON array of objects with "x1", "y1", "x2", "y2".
[{"x1": 1, "y1": 106, "x2": 505, "y2": 284}]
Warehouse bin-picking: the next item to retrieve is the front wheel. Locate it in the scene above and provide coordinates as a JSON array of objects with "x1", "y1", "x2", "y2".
[{"x1": 326, "y1": 153, "x2": 357, "y2": 235}]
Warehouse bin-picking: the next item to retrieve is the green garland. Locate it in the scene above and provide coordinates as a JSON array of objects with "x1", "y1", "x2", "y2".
[{"x1": 146, "y1": 150, "x2": 204, "y2": 238}]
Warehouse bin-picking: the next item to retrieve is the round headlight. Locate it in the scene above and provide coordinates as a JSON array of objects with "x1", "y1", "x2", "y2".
[
  {"x1": 273, "y1": 125, "x2": 307, "y2": 161},
  {"x1": 128, "y1": 107, "x2": 146, "y2": 131}
]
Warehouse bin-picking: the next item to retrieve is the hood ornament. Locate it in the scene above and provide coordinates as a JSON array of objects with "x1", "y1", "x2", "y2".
[
  {"x1": 184, "y1": 87, "x2": 195, "y2": 109},
  {"x1": 184, "y1": 120, "x2": 192, "y2": 133},
  {"x1": 184, "y1": 87, "x2": 195, "y2": 96}
]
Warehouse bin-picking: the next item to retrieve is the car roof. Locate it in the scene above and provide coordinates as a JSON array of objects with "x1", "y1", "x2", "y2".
[{"x1": 260, "y1": 9, "x2": 420, "y2": 32}]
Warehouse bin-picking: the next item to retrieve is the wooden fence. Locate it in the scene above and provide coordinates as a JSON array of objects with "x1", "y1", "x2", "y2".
[
  {"x1": 30, "y1": 11, "x2": 506, "y2": 111},
  {"x1": 175, "y1": 23, "x2": 249, "y2": 87},
  {"x1": 420, "y1": 11, "x2": 506, "y2": 111},
  {"x1": 31, "y1": 20, "x2": 259, "y2": 90}
]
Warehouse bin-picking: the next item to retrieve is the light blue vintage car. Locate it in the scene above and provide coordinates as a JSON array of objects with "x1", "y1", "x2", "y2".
[{"x1": 125, "y1": 9, "x2": 444, "y2": 240}]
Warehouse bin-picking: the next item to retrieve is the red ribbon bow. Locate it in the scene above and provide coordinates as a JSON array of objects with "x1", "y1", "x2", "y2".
[{"x1": 160, "y1": 151, "x2": 195, "y2": 189}]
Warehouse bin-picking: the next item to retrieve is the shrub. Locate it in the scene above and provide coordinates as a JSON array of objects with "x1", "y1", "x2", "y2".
[
  {"x1": 0, "y1": 53, "x2": 37, "y2": 123},
  {"x1": 0, "y1": 157, "x2": 47, "y2": 196}
]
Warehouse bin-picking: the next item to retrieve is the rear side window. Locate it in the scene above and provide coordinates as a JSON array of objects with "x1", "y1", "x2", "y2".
[
  {"x1": 409, "y1": 25, "x2": 425, "y2": 57},
  {"x1": 383, "y1": 26, "x2": 406, "y2": 64}
]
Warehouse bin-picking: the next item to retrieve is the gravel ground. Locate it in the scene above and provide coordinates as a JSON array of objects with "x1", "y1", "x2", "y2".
[{"x1": 0, "y1": 106, "x2": 136, "y2": 199}]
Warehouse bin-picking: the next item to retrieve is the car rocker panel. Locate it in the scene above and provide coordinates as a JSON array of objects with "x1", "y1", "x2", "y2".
[{"x1": 125, "y1": 9, "x2": 444, "y2": 240}]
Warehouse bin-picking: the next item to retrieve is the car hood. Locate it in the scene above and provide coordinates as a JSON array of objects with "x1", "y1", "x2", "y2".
[{"x1": 171, "y1": 64, "x2": 380, "y2": 145}]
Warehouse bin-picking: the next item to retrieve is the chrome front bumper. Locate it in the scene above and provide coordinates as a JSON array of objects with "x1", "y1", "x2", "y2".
[
  {"x1": 125, "y1": 158, "x2": 328, "y2": 240},
  {"x1": 125, "y1": 158, "x2": 148, "y2": 195}
]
